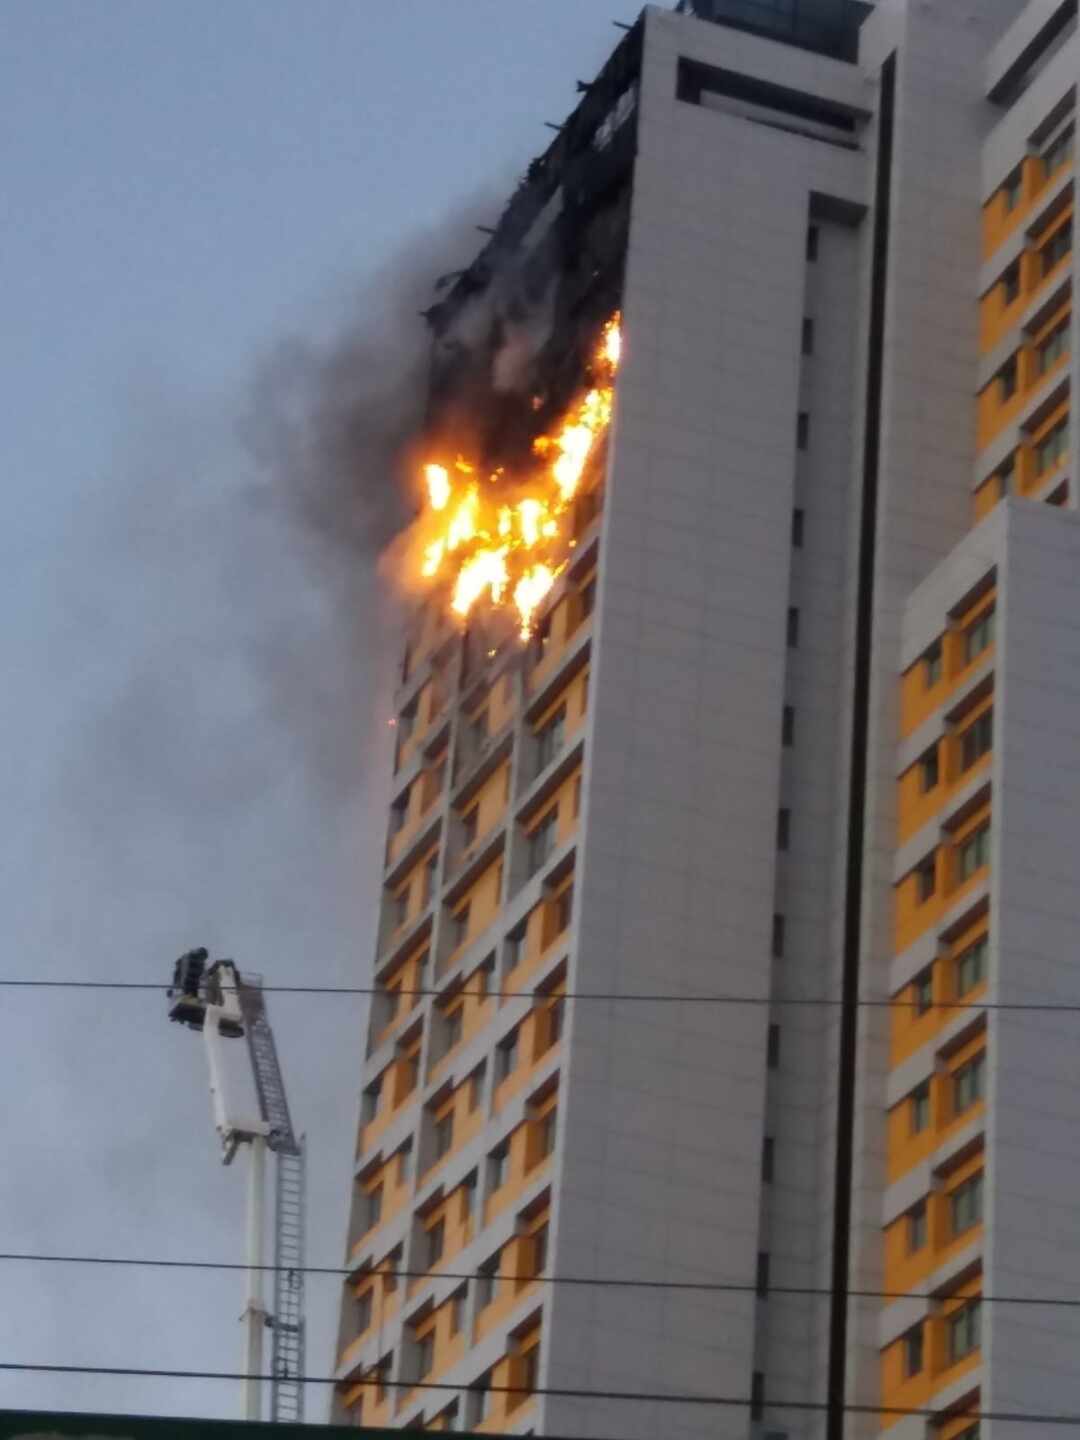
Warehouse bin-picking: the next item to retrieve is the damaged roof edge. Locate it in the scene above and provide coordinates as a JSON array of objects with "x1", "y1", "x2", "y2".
[{"x1": 424, "y1": 12, "x2": 645, "y2": 337}]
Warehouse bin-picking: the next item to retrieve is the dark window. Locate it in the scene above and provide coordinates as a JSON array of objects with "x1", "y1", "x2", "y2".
[
  {"x1": 907, "y1": 1200, "x2": 927, "y2": 1252},
  {"x1": 547, "y1": 995, "x2": 566, "y2": 1046},
  {"x1": 579, "y1": 576, "x2": 596, "y2": 618},
  {"x1": 488, "y1": 1141, "x2": 509, "y2": 1191},
  {"x1": 477, "y1": 1253, "x2": 500, "y2": 1308},
  {"x1": 959, "y1": 709, "x2": 993, "y2": 770},
  {"x1": 953, "y1": 1052, "x2": 986, "y2": 1113},
  {"x1": 469, "y1": 1062, "x2": 486, "y2": 1111},
  {"x1": 555, "y1": 882, "x2": 574, "y2": 934},
  {"x1": 916, "y1": 855, "x2": 936, "y2": 902},
  {"x1": 763, "y1": 1135, "x2": 775, "y2": 1182},
  {"x1": 772, "y1": 913, "x2": 786, "y2": 959},
  {"x1": 536, "y1": 705, "x2": 566, "y2": 772},
  {"x1": 1002, "y1": 259, "x2": 1020, "y2": 305},
  {"x1": 357, "y1": 1287, "x2": 374, "y2": 1333},
  {"x1": 948, "y1": 1299, "x2": 982, "y2": 1362},
  {"x1": 910, "y1": 1080, "x2": 931, "y2": 1134},
  {"x1": 806, "y1": 225, "x2": 819, "y2": 261},
  {"x1": 913, "y1": 968, "x2": 933, "y2": 1016},
  {"x1": 520, "y1": 1344, "x2": 539, "y2": 1397},
  {"x1": 777, "y1": 808, "x2": 791, "y2": 851},
  {"x1": 433, "y1": 1110, "x2": 454, "y2": 1160},
  {"x1": 415, "y1": 1331, "x2": 435, "y2": 1378},
  {"x1": 461, "y1": 806, "x2": 479, "y2": 849},
  {"x1": 997, "y1": 353, "x2": 1018, "y2": 401},
  {"x1": 1043, "y1": 125, "x2": 1074, "y2": 175},
  {"x1": 496, "y1": 1029, "x2": 519, "y2": 1082},
  {"x1": 923, "y1": 639, "x2": 943, "y2": 688},
  {"x1": 365, "y1": 1185, "x2": 383, "y2": 1231},
  {"x1": 957, "y1": 824, "x2": 991, "y2": 881},
  {"x1": 452, "y1": 902, "x2": 471, "y2": 949},
  {"x1": 792, "y1": 507, "x2": 805, "y2": 548},
  {"x1": 505, "y1": 921, "x2": 526, "y2": 971},
  {"x1": 532, "y1": 1222, "x2": 549, "y2": 1275},
  {"x1": 443, "y1": 1006, "x2": 464, "y2": 1052},
  {"x1": 750, "y1": 1370, "x2": 765, "y2": 1422},
  {"x1": 787, "y1": 607, "x2": 800, "y2": 647},
  {"x1": 1036, "y1": 319, "x2": 1069, "y2": 375},
  {"x1": 767, "y1": 1023, "x2": 781, "y2": 1069},
  {"x1": 1041, "y1": 219, "x2": 1072, "y2": 275},
  {"x1": 956, "y1": 936, "x2": 988, "y2": 996},
  {"x1": 1035, "y1": 417, "x2": 1069, "y2": 474},
  {"x1": 1002, "y1": 167, "x2": 1022, "y2": 211},
  {"x1": 903, "y1": 1323, "x2": 924, "y2": 1377},
  {"x1": 539, "y1": 1107, "x2": 557, "y2": 1157},
  {"x1": 425, "y1": 1218, "x2": 445, "y2": 1268},
  {"x1": 782, "y1": 705, "x2": 795, "y2": 746},
  {"x1": 802, "y1": 317, "x2": 815, "y2": 355},
  {"x1": 797, "y1": 411, "x2": 810, "y2": 450},
  {"x1": 450, "y1": 1289, "x2": 466, "y2": 1336},
  {"x1": 919, "y1": 745, "x2": 939, "y2": 792},
  {"x1": 963, "y1": 608, "x2": 995, "y2": 663},
  {"x1": 528, "y1": 809, "x2": 558, "y2": 876},
  {"x1": 996, "y1": 453, "x2": 1015, "y2": 497},
  {"x1": 951, "y1": 1172, "x2": 984, "y2": 1234}
]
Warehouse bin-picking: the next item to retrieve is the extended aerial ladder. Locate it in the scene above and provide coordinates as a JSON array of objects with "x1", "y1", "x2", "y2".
[{"x1": 167, "y1": 949, "x2": 306, "y2": 1423}]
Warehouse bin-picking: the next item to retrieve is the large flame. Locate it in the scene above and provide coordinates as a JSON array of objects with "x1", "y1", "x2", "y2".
[{"x1": 416, "y1": 314, "x2": 620, "y2": 638}]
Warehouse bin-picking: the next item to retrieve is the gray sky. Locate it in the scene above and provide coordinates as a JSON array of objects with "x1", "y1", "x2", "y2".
[{"x1": 0, "y1": 0, "x2": 643, "y2": 1423}]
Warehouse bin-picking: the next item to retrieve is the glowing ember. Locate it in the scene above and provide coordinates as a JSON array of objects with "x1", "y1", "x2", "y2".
[{"x1": 416, "y1": 313, "x2": 621, "y2": 636}]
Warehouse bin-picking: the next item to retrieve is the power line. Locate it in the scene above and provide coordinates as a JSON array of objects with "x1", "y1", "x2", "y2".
[
  {"x1": 0, "y1": 1361, "x2": 1071, "y2": 1426},
  {"x1": 0, "y1": 1359, "x2": 1077, "y2": 1428},
  {"x1": 0, "y1": 976, "x2": 1068, "y2": 1013},
  {"x1": 2, "y1": 1249, "x2": 1077, "y2": 1311}
]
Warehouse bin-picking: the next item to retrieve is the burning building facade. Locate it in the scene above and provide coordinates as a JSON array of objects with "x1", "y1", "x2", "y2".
[{"x1": 334, "y1": 1, "x2": 1080, "y2": 1437}]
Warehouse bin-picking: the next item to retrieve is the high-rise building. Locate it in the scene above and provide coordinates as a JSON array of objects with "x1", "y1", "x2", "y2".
[{"x1": 332, "y1": 1, "x2": 1080, "y2": 1436}]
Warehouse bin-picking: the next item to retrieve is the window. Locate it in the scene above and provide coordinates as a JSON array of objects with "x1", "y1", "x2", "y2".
[
  {"x1": 393, "y1": 888, "x2": 409, "y2": 929},
  {"x1": 806, "y1": 225, "x2": 819, "y2": 260},
  {"x1": 1002, "y1": 258, "x2": 1020, "y2": 305},
  {"x1": 536, "y1": 706, "x2": 566, "y2": 772},
  {"x1": 910, "y1": 1080, "x2": 931, "y2": 1134},
  {"x1": 767, "y1": 1023, "x2": 781, "y2": 1069},
  {"x1": 792, "y1": 507, "x2": 804, "y2": 548},
  {"x1": 956, "y1": 935, "x2": 988, "y2": 995},
  {"x1": 390, "y1": 789, "x2": 409, "y2": 835},
  {"x1": 489, "y1": 1140, "x2": 509, "y2": 1191},
  {"x1": 528, "y1": 809, "x2": 558, "y2": 876},
  {"x1": 762, "y1": 1135, "x2": 775, "y2": 1182},
  {"x1": 398, "y1": 1140, "x2": 413, "y2": 1183},
  {"x1": 356, "y1": 1287, "x2": 374, "y2": 1334},
  {"x1": 959, "y1": 709, "x2": 993, "y2": 770},
  {"x1": 520, "y1": 1343, "x2": 539, "y2": 1397},
  {"x1": 532, "y1": 1222, "x2": 549, "y2": 1275},
  {"x1": 469, "y1": 1062, "x2": 486, "y2": 1111},
  {"x1": 433, "y1": 1110, "x2": 454, "y2": 1160},
  {"x1": 547, "y1": 995, "x2": 566, "y2": 1045},
  {"x1": 903, "y1": 1323, "x2": 924, "y2": 1377},
  {"x1": 772, "y1": 913, "x2": 786, "y2": 959},
  {"x1": 916, "y1": 855, "x2": 936, "y2": 903},
  {"x1": 534, "y1": 613, "x2": 553, "y2": 656},
  {"x1": 996, "y1": 452, "x2": 1015, "y2": 497},
  {"x1": 918, "y1": 745, "x2": 939, "y2": 792},
  {"x1": 923, "y1": 640, "x2": 943, "y2": 688},
  {"x1": 1002, "y1": 167, "x2": 1022, "y2": 211},
  {"x1": 948, "y1": 1299, "x2": 981, "y2": 1362},
  {"x1": 373, "y1": 1353, "x2": 392, "y2": 1402},
  {"x1": 362, "y1": 1077, "x2": 382, "y2": 1124},
  {"x1": 506, "y1": 921, "x2": 526, "y2": 971},
  {"x1": 951, "y1": 1172, "x2": 984, "y2": 1234},
  {"x1": 424, "y1": 1218, "x2": 445, "y2": 1268},
  {"x1": 782, "y1": 705, "x2": 795, "y2": 746},
  {"x1": 913, "y1": 968, "x2": 933, "y2": 1016},
  {"x1": 579, "y1": 576, "x2": 596, "y2": 618},
  {"x1": 461, "y1": 806, "x2": 478, "y2": 849},
  {"x1": 907, "y1": 1200, "x2": 927, "y2": 1252},
  {"x1": 555, "y1": 882, "x2": 574, "y2": 934},
  {"x1": 963, "y1": 607, "x2": 994, "y2": 663},
  {"x1": 496, "y1": 1028, "x2": 519, "y2": 1082},
  {"x1": 796, "y1": 411, "x2": 810, "y2": 449},
  {"x1": 384, "y1": 1247, "x2": 401, "y2": 1294},
  {"x1": 787, "y1": 607, "x2": 800, "y2": 647},
  {"x1": 957, "y1": 823, "x2": 991, "y2": 881},
  {"x1": 997, "y1": 353, "x2": 1018, "y2": 401},
  {"x1": 460, "y1": 1170, "x2": 477, "y2": 1223},
  {"x1": 953, "y1": 1051, "x2": 986, "y2": 1114},
  {"x1": 802, "y1": 317, "x2": 815, "y2": 355},
  {"x1": 415, "y1": 1330, "x2": 435, "y2": 1378},
  {"x1": 424, "y1": 852, "x2": 439, "y2": 906},
  {"x1": 444, "y1": 1005, "x2": 464, "y2": 1053},
  {"x1": 572, "y1": 773, "x2": 582, "y2": 817},
  {"x1": 1043, "y1": 125, "x2": 1074, "y2": 175},
  {"x1": 450, "y1": 1288, "x2": 466, "y2": 1336},
  {"x1": 539, "y1": 1106, "x2": 558, "y2": 1157},
  {"x1": 777, "y1": 808, "x2": 791, "y2": 851},
  {"x1": 1036, "y1": 319, "x2": 1069, "y2": 374},
  {"x1": 477, "y1": 1254, "x2": 500, "y2": 1309},
  {"x1": 750, "y1": 1370, "x2": 765, "y2": 1422},
  {"x1": 468, "y1": 1372, "x2": 493, "y2": 1426},
  {"x1": 452, "y1": 902, "x2": 471, "y2": 949},
  {"x1": 1042, "y1": 219, "x2": 1072, "y2": 275},
  {"x1": 1035, "y1": 416, "x2": 1070, "y2": 474}
]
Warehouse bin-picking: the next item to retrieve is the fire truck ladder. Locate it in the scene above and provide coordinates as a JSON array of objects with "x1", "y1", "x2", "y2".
[{"x1": 235, "y1": 977, "x2": 306, "y2": 1422}]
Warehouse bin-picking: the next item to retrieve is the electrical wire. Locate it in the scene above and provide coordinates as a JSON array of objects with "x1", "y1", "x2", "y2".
[
  {"x1": 0, "y1": 976, "x2": 1068, "y2": 1012},
  {"x1": 0, "y1": 1249, "x2": 1074, "y2": 1311},
  {"x1": 0, "y1": 1361, "x2": 1068, "y2": 1425}
]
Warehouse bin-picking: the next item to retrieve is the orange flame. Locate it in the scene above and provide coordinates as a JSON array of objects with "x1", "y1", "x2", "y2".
[{"x1": 416, "y1": 313, "x2": 621, "y2": 638}]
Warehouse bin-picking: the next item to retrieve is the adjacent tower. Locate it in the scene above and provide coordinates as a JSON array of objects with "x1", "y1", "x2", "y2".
[{"x1": 333, "y1": 2, "x2": 1080, "y2": 1436}]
